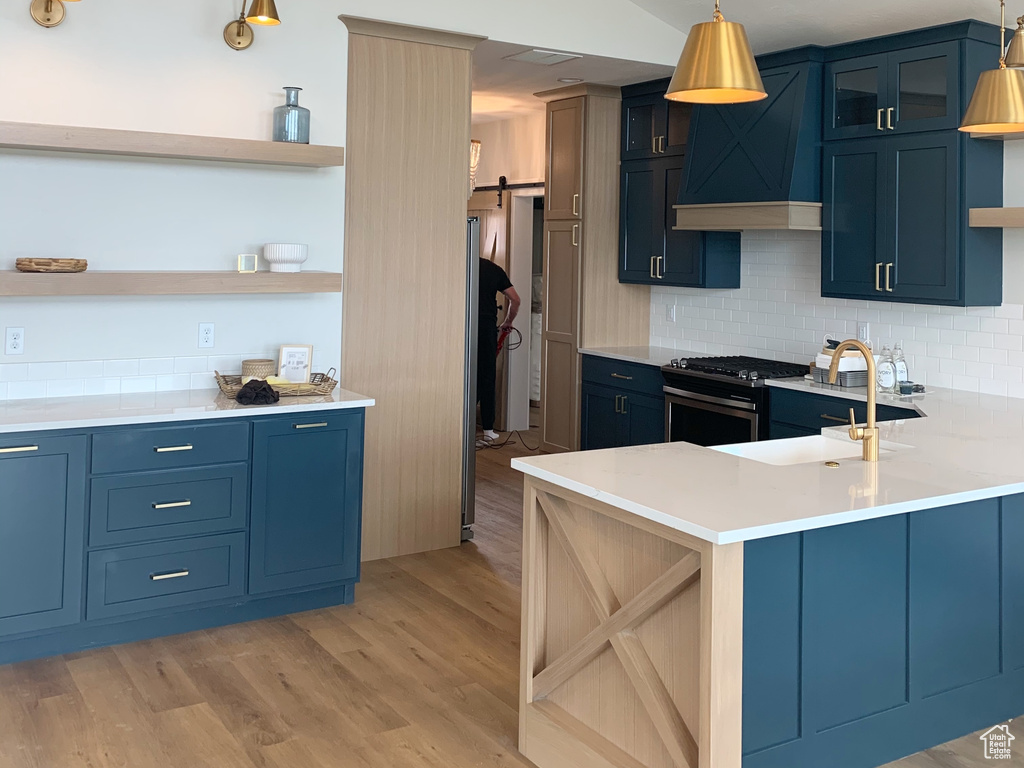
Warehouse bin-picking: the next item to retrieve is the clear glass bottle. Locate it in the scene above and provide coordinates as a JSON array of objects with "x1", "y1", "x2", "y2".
[
  {"x1": 893, "y1": 341, "x2": 909, "y2": 384},
  {"x1": 273, "y1": 87, "x2": 310, "y2": 144},
  {"x1": 876, "y1": 344, "x2": 897, "y2": 393}
]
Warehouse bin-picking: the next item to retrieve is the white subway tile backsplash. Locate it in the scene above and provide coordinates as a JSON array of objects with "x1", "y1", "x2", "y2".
[
  {"x1": 0, "y1": 350, "x2": 299, "y2": 402},
  {"x1": 104, "y1": 359, "x2": 139, "y2": 378},
  {"x1": 651, "y1": 231, "x2": 1024, "y2": 396}
]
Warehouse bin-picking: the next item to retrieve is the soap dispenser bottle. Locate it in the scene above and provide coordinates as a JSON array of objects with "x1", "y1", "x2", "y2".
[
  {"x1": 877, "y1": 344, "x2": 897, "y2": 394},
  {"x1": 893, "y1": 341, "x2": 909, "y2": 384}
]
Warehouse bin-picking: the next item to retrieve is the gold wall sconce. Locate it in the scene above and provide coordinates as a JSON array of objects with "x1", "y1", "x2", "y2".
[
  {"x1": 224, "y1": 0, "x2": 281, "y2": 51},
  {"x1": 30, "y1": 0, "x2": 80, "y2": 28}
]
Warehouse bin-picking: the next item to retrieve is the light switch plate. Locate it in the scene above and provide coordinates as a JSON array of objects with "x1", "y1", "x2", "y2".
[
  {"x1": 857, "y1": 322, "x2": 870, "y2": 346},
  {"x1": 666, "y1": 305, "x2": 676, "y2": 323}
]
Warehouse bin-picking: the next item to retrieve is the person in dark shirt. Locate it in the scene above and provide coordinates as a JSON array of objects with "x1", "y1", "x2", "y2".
[{"x1": 478, "y1": 258, "x2": 521, "y2": 441}]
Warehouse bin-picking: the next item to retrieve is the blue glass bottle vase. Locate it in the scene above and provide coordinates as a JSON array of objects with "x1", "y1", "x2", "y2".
[{"x1": 273, "y1": 87, "x2": 310, "y2": 144}]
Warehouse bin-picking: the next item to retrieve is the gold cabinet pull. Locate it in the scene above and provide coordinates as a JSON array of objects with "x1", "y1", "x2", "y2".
[
  {"x1": 572, "y1": 193, "x2": 580, "y2": 216},
  {"x1": 620, "y1": 396, "x2": 628, "y2": 414},
  {"x1": 150, "y1": 570, "x2": 189, "y2": 581},
  {"x1": 650, "y1": 256, "x2": 656, "y2": 279},
  {"x1": 885, "y1": 263, "x2": 894, "y2": 292},
  {"x1": 610, "y1": 373, "x2": 634, "y2": 381},
  {"x1": 152, "y1": 500, "x2": 192, "y2": 510},
  {"x1": 820, "y1": 414, "x2": 849, "y2": 423},
  {"x1": 876, "y1": 108, "x2": 884, "y2": 131},
  {"x1": 0, "y1": 445, "x2": 39, "y2": 454},
  {"x1": 659, "y1": 136, "x2": 666, "y2": 153},
  {"x1": 656, "y1": 255, "x2": 664, "y2": 279},
  {"x1": 155, "y1": 444, "x2": 193, "y2": 453},
  {"x1": 652, "y1": 136, "x2": 658, "y2": 154},
  {"x1": 875, "y1": 262, "x2": 882, "y2": 291},
  {"x1": 886, "y1": 107, "x2": 894, "y2": 130},
  {"x1": 614, "y1": 395, "x2": 622, "y2": 414},
  {"x1": 293, "y1": 422, "x2": 328, "y2": 430},
  {"x1": 572, "y1": 224, "x2": 579, "y2": 247}
]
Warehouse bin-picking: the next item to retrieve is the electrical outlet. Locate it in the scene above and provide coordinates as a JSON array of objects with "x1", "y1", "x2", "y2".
[
  {"x1": 198, "y1": 322, "x2": 215, "y2": 349},
  {"x1": 5, "y1": 327, "x2": 24, "y2": 356},
  {"x1": 857, "y1": 322, "x2": 870, "y2": 346},
  {"x1": 666, "y1": 305, "x2": 676, "y2": 323}
]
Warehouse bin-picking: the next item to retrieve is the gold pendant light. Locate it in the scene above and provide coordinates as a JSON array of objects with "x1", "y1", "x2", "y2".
[
  {"x1": 246, "y1": 0, "x2": 280, "y2": 26},
  {"x1": 960, "y1": 0, "x2": 1024, "y2": 133},
  {"x1": 1006, "y1": 15, "x2": 1024, "y2": 67},
  {"x1": 665, "y1": 0, "x2": 766, "y2": 104}
]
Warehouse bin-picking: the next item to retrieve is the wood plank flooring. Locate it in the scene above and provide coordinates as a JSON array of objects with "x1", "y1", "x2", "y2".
[{"x1": 0, "y1": 424, "x2": 1018, "y2": 767}]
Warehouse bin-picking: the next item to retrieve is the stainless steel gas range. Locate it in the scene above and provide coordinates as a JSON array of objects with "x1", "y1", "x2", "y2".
[{"x1": 662, "y1": 356, "x2": 809, "y2": 445}]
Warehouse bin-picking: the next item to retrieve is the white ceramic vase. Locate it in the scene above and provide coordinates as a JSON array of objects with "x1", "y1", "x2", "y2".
[{"x1": 263, "y1": 243, "x2": 308, "y2": 273}]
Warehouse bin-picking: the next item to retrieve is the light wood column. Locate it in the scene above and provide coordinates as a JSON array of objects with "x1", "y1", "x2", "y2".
[
  {"x1": 340, "y1": 17, "x2": 484, "y2": 561},
  {"x1": 519, "y1": 476, "x2": 743, "y2": 768}
]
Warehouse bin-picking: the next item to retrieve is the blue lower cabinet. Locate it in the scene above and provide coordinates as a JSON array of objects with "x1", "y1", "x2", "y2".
[
  {"x1": 249, "y1": 411, "x2": 364, "y2": 594},
  {"x1": 768, "y1": 386, "x2": 919, "y2": 439},
  {"x1": 86, "y1": 533, "x2": 246, "y2": 620},
  {"x1": 0, "y1": 408, "x2": 366, "y2": 665},
  {"x1": 0, "y1": 434, "x2": 86, "y2": 636},
  {"x1": 580, "y1": 357, "x2": 666, "y2": 450},
  {"x1": 743, "y1": 495, "x2": 1024, "y2": 768}
]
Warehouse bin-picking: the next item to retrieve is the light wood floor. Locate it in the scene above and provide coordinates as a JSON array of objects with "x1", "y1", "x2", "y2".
[{"x1": 0, "y1": 425, "x2": 1017, "y2": 768}]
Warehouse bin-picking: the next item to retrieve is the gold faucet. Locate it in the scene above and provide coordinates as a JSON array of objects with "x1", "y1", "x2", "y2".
[{"x1": 826, "y1": 339, "x2": 879, "y2": 462}]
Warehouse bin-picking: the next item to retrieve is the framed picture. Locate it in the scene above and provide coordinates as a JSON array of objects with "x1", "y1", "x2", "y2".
[{"x1": 278, "y1": 344, "x2": 313, "y2": 383}]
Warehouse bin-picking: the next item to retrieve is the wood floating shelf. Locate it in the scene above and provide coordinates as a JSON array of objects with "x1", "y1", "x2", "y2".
[
  {"x1": 673, "y1": 201, "x2": 823, "y2": 232},
  {"x1": 0, "y1": 271, "x2": 343, "y2": 297},
  {"x1": 0, "y1": 121, "x2": 345, "y2": 168},
  {"x1": 969, "y1": 208, "x2": 1024, "y2": 228}
]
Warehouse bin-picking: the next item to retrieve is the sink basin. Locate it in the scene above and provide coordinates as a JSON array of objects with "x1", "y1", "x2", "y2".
[{"x1": 712, "y1": 434, "x2": 907, "y2": 466}]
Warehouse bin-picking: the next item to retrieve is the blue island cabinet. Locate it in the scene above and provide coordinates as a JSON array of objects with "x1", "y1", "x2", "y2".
[
  {"x1": 250, "y1": 411, "x2": 363, "y2": 594},
  {"x1": 742, "y1": 494, "x2": 1024, "y2": 768},
  {"x1": 0, "y1": 407, "x2": 366, "y2": 666},
  {"x1": 0, "y1": 434, "x2": 86, "y2": 636}
]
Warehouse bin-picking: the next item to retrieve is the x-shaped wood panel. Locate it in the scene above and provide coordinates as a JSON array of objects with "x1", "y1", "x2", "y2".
[{"x1": 533, "y1": 491, "x2": 702, "y2": 768}]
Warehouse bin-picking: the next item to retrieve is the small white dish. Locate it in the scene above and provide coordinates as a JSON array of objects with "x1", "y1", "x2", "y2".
[{"x1": 263, "y1": 243, "x2": 308, "y2": 273}]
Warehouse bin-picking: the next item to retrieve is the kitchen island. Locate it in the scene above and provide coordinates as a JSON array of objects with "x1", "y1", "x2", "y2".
[
  {"x1": 513, "y1": 382, "x2": 1024, "y2": 768},
  {"x1": 0, "y1": 388, "x2": 373, "y2": 665}
]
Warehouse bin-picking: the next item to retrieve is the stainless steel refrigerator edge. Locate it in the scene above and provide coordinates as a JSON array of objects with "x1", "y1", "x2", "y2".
[{"x1": 461, "y1": 217, "x2": 480, "y2": 540}]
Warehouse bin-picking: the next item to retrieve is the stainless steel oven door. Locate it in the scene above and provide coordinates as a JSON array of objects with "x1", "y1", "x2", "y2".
[{"x1": 664, "y1": 386, "x2": 759, "y2": 446}]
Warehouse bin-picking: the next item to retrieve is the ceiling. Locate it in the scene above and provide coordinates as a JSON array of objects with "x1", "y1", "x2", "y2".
[
  {"x1": 625, "y1": 0, "x2": 1001, "y2": 54},
  {"x1": 472, "y1": 39, "x2": 673, "y2": 123}
]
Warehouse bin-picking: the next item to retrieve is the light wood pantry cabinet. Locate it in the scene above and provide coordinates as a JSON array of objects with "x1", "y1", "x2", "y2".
[
  {"x1": 536, "y1": 84, "x2": 651, "y2": 454},
  {"x1": 545, "y1": 98, "x2": 585, "y2": 221}
]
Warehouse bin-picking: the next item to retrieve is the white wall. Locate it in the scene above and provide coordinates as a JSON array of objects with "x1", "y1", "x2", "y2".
[
  {"x1": 471, "y1": 112, "x2": 546, "y2": 187},
  {"x1": 0, "y1": 1, "x2": 678, "y2": 400},
  {"x1": 0, "y1": 0, "x2": 348, "y2": 395}
]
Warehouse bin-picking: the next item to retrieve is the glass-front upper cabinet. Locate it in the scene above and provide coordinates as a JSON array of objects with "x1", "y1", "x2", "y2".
[{"x1": 825, "y1": 42, "x2": 959, "y2": 140}]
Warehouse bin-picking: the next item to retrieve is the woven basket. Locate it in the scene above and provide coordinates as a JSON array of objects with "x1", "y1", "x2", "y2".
[
  {"x1": 16, "y1": 258, "x2": 88, "y2": 273},
  {"x1": 215, "y1": 368, "x2": 338, "y2": 398},
  {"x1": 241, "y1": 358, "x2": 276, "y2": 379}
]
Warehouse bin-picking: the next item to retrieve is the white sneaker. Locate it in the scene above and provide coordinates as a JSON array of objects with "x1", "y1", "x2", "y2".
[{"x1": 483, "y1": 430, "x2": 499, "y2": 441}]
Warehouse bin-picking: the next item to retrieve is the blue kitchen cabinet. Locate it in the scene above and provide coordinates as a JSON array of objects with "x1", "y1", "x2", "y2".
[
  {"x1": 825, "y1": 42, "x2": 960, "y2": 140},
  {"x1": 0, "y1": 434, "x2": 86, "y2": 636},
  {"x1": 619, "y1": 154, "x2": 741, "y2": 287},
  {"x1": 679, "y1": 48, "x2": 824, "y2": 206},
  {"x1": 821, "y1": 23, "x2": 1004, "y2": 306},
  {"x1": 768, "y1": 386, "x2": 919, "y2": 439},
  {"x1": 620, "y1": 80, "x2": 691, "y2": 161},
  {"x1": 249, "y1": 411, "x2": 364, "y2": 594},
  {"x1": 580, "y1": 356, "x2": 665, "y2": 450}
]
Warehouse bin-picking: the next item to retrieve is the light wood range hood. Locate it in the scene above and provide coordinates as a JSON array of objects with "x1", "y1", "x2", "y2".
[{"x1": 673, "y1": 200, "x2": 822, "y2": 231}]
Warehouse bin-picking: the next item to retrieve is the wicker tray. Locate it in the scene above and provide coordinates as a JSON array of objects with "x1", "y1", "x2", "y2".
[
  {"x1": 16, "y1": 258, "x2": 88, "y2": 273},
  {"x1": 215, "y1": 368, "x2": 338, "y2": 398}
]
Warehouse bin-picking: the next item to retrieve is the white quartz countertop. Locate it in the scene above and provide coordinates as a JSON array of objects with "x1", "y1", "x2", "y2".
[
  {"x1": 579, "y1": 346, "x2": 679, "y2": 367},
  {"x1": 0, "y1": 388, "x2": 375, "y2": 434},
  {"x1": 513, "y1": 378, "x2": 1024, "y2": 545}
]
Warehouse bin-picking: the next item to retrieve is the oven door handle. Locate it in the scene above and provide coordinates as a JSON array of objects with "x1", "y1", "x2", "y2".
[{"x1": 662, "y1": 386, "x2": 757, "y2": 412}]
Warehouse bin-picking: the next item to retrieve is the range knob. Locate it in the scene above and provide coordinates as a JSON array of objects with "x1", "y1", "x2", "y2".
[
  {"x1": 738, "y1": 370, "x2": 749, "y2": 380},
  {"x1": 749, "y1": 371, "x2": 760, "y2": 381},
  {"x1": 670, "y1": 359, "x2": 680, "y2": 368}
]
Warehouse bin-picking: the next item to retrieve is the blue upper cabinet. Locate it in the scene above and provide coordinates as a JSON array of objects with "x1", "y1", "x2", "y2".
[
  {"x1": 822, "y1": 22, "x2": 1004, "y2": 306},
  {"x1": 621, "y1": 83, "x2": 691, "y2": 161},
  {"x1": 825, "y1": 42, "x2": 961, "y2": 140},
  {"x1": 679, "y1": 47, "x2": 825, "y2": 205},
  {"x1": 619, "y1": 79, "x2": 741, "y2": 288}
]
